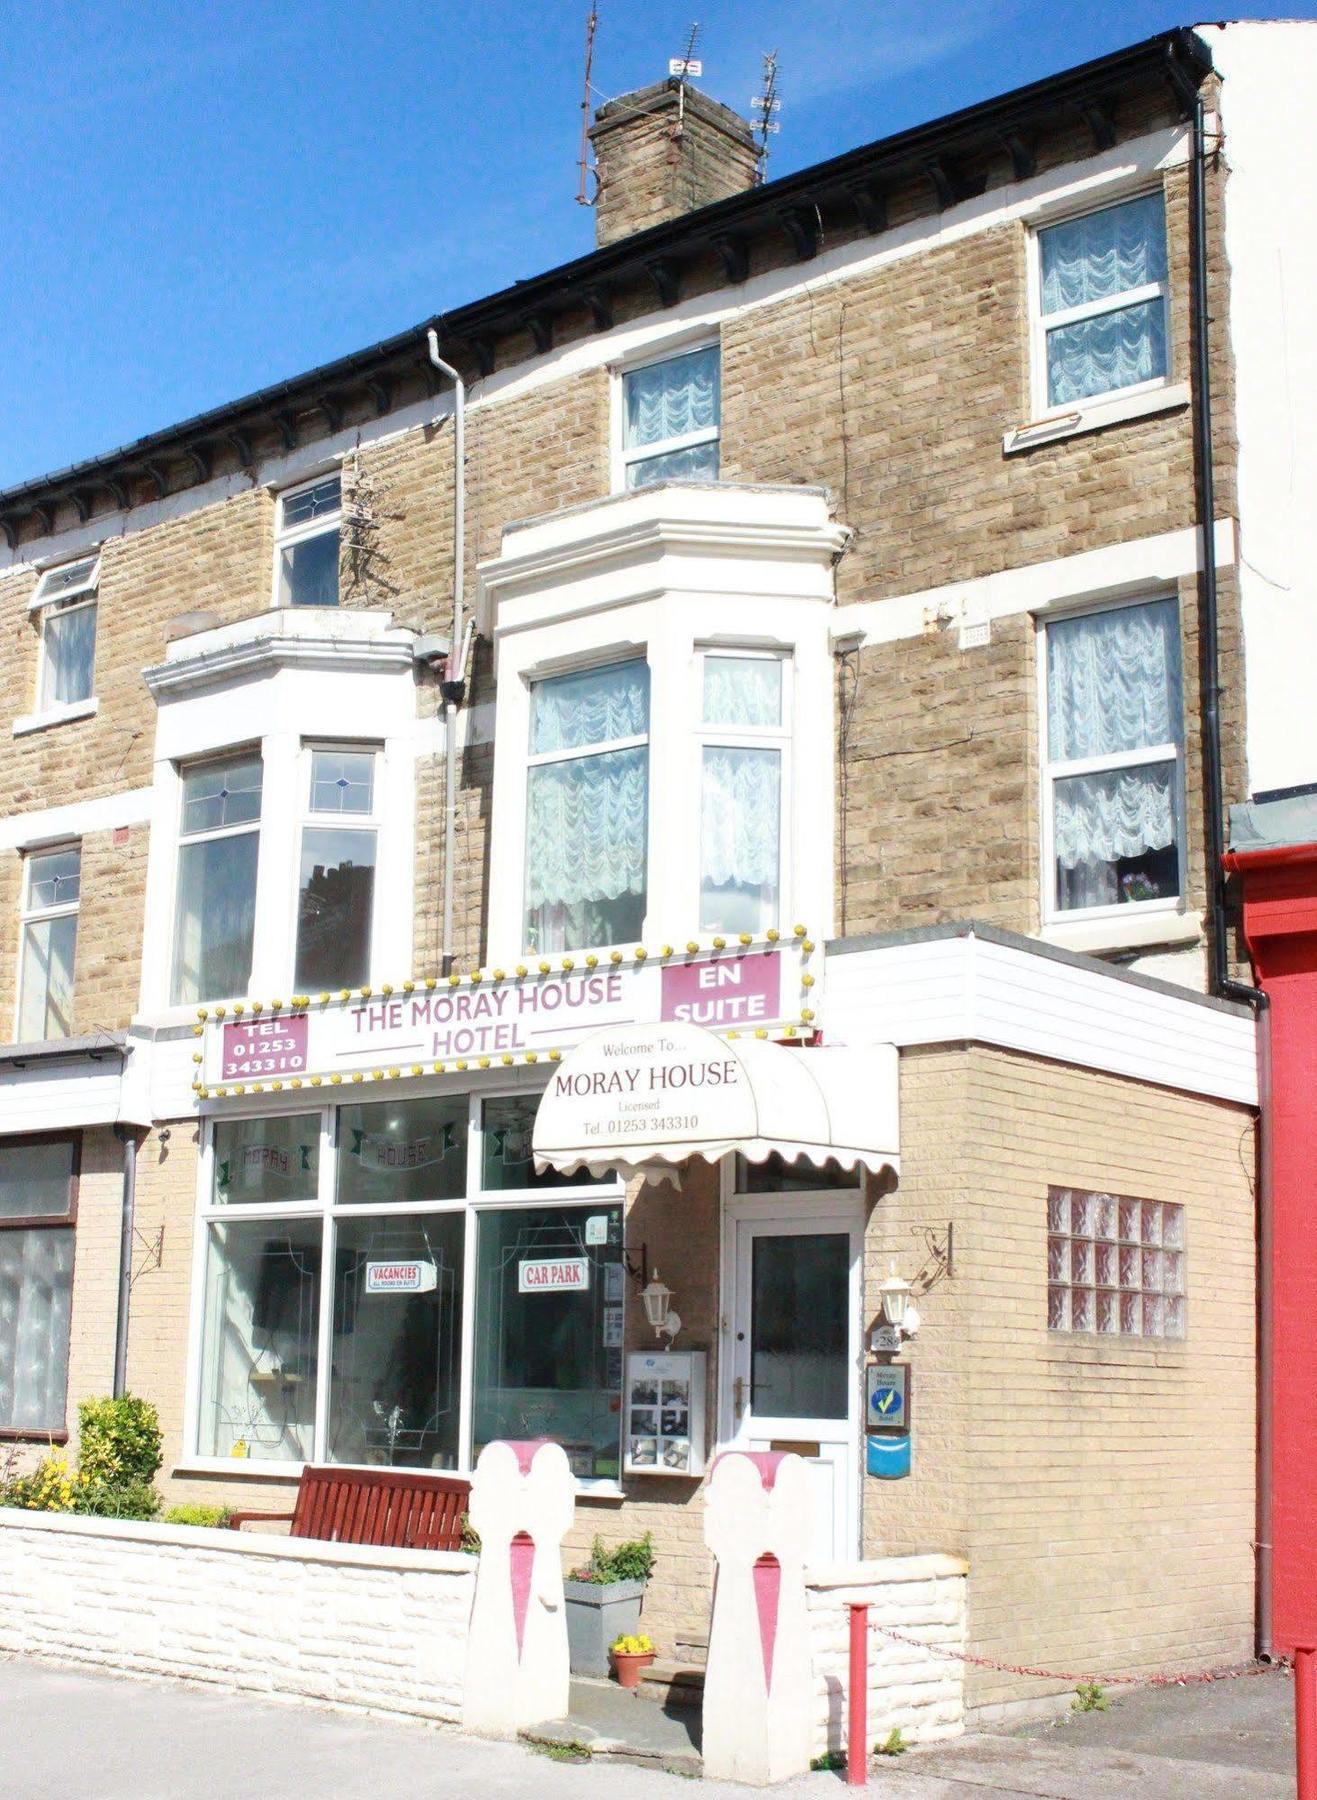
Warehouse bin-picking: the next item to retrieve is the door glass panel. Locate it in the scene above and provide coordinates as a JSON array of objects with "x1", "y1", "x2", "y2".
[{"x1": 750, "y1": 1232, "x2": 848, "y2": 1420}]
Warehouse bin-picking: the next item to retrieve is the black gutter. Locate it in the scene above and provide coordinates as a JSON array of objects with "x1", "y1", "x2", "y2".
[
  {"x1": 1168, "y1": 52, "x2": 1273, "y2": 1660},
  {"x1": 0, "y1": 28, "x2": 1211, "y2": 521}
]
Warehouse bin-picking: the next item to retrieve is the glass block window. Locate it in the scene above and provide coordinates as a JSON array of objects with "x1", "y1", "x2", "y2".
[{"x1": 1047, "y1": 1186, "x2": 1185, "y2": 1339}]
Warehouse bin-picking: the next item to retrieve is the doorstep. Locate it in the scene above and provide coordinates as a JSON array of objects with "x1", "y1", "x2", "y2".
[{"x1": 519, "y1": 1676, "x2": 702, "y2": 1777}]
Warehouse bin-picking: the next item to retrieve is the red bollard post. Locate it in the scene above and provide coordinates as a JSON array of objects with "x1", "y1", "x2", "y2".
[
  {"x1": 1298, "y1": 1646, "x2": 1317, "y2": 1800},
  {"x1": 847, "y1": 1602, "x2": 868, "y2": 1788}
]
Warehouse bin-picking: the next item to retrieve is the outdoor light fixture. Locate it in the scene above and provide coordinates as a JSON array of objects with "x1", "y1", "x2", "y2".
[
  {"x1": 641, "y1": 1270, "x2": 681, "y2": 1345},
  {"x1": 878, "y1": 1262, "x2": 913, "y2": 1329}
]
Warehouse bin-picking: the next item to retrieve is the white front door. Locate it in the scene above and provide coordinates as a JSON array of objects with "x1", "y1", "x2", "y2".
[{"x1": 723, "y1": 1192, "x2": 863, "y2": 1567}]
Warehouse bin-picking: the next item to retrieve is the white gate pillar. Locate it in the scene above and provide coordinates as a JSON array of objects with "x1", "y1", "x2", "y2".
[
  {"x1": 462, "y1": 1438, "x2": 575, "y2": 1736},
  {"x1": 703, "y1": 1450, "x2": 815, "y2": 1784}
]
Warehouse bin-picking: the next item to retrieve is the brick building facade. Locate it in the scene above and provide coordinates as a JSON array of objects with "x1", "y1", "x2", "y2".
[{"x1": 0, "y1": 25, "x2": 1282, "y2": 1717}]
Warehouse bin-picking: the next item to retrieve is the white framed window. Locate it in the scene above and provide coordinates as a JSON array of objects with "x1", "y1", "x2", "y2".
[
  {"x1": 188, "y1": 1091, "x2": 623, "y2": 1480},
  {"x1": 30, "y1": 555, "x2": 98, "y2": 712},
  {"x1": 524, "y1": 659, "x2": 649, "y2": 953},
  {"x1": 274, "y1": 474, "x2": 341, "y2": 608},
  {"x1": 294, "y1": 745, "x2": 380, "y2": 991},
  {"x1": 698, "y1": 651, "x2": 790, "y2": 935},
  {"x1": 1048, "y1": 1187, "x2": 1185, "y2": 1340},
  {"x1": 17, "y1": 846, "x2": 80, "y2": 1041},
  {"x1": 1041, "y1": 596, "x2": 1184, "y2": 918},
  {"x1": 616, "y1": 343, "x2": 720, "y2": 490},
  {"x1": 0, "y1": 1135, "x2": 78, "y2": 1437},
  {"x1": 171, "y1": 752, "x2": 263, "y2": 1005},
  {"x1": 1030, "y1": 190, "x2": 1170, "y2": 415}
]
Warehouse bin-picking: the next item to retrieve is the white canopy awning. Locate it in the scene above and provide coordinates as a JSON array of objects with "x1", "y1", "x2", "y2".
[{"x1": 532, "y1": 1020, "x2": 899, "y2": 1183}]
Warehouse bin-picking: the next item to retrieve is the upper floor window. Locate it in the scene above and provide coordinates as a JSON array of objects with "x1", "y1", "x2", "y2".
[
  {"x1": 699, "y1": 652, "x2": 788, "y2": 934},
  {"x1": 1033, "y1": 192, "x2": 1169, "y2": 412},
  {"x1": 619, "y1": 345, "x2": 720, "y2": 489},
  {"x1": 172, "y1": 752, "x2": 263, "y2": 1005},
  {"x1": 18, "y1": 846, "x2": 80, "y2": 1041},
  {"x1": 524, "y1": 661, "x2": 649, "y2": 953},
  {"x1": 295, "y1": 746, "x2": 380, "y2": 991},
  {"x1": 0, "y1": 1135, "x2": 78, "y2": 1436},
  {"x1": 275, "y1": 475, "x2": 341, "y2": 608},
  {"x1": 1043, "y1": 597, "x2": 1183, "y2": 916},
  {"x1": 32, "y1": 555, "x2": 98, "y2": 710}
]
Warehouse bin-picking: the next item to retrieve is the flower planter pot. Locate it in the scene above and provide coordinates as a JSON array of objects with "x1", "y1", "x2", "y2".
[
  {"x1": 563, "y1": 1577, "x2": 646, "y2": 1676},
  {"x1": 610, "y1": 1648, "x2": 657, "y2": 1690}
]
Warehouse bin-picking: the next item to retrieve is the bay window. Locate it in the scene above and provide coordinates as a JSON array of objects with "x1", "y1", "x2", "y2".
[
  {"x1": 619, "y1": 344, "x2": 720, "y2": 489},
  {"x1": 1033, "y1": 192, "x2": 1169, "y2": 412},
  {"x1": 18, "y1": 844, "x2": 80, "y2": 1041},
  {"x1": 0, "y1": 1136, "x2": 77, "y2": 1437},
  {"x1": 1043, "y1": 597, "x2": 1183, "y2": 914},
  {"x1": 294, "y1": 747, "x2": 380, "y2": 991},
  {"x1": 699, "y1": 652, "x2": 788, "y2": 934},
  {"x1": 274, "y1": 474, "x2": 341, "y2": 608},
  {"x1": 171, "y1": 752, "x2": 263, "y2": 1005},
  {"x1": 191, "y1": 1093, "x2": 621, "y2": 1479},
  {"x1": 524, "y1": 660, "x2": 649, "y2": 953}
]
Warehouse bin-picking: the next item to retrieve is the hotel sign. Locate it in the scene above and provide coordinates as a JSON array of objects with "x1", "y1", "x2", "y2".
[
  {"x1": 365, "y1": 1260, "x2": 438, "y2": 1294},
  {"x1": 201, "y1": 943, "x2": 809, "y2": 1091}
]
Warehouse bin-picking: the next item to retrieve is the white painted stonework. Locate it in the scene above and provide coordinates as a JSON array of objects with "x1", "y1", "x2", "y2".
[
  {"x1": 703, "y1": 1451, "x2": 816, "y2": 1786},
  {"x1": 462, "y1": 1439, "x2": 574, "y2": 1738},
  {"x1": 806, "y1": 1555, "x2": 969, "y2": 1758},
  {"x1": 1203, "y1": 21, "x2": 1317, "y2": 796},
  {"x1": 0, "y1": 1508, "x2": 476, "y2": 1722}
]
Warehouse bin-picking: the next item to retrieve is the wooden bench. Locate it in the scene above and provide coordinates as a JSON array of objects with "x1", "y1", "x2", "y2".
[{"x1": 228, "y1": 1465, "x2": 471, "y2": 1552}]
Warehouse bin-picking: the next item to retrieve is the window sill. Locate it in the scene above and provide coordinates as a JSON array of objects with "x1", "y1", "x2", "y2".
[
  {"x1": 171, "y1": 1459, "x2": 625, "y2": 1500},
  {"x1": 13, "y1": 698, "x2": 99, "y2": 737},
  {"x1": 1039, "y1": 907, "x2": 1202, "y2": 957},
  {"x1": 1003, "y1": 381, "x2": 1190, "y2": 455},
  {"x1": 0, "y1": 1427, "x2": 69, "y2": 1444}
]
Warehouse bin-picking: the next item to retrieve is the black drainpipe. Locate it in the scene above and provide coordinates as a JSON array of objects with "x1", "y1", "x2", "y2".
[
  {"x1": 112, "y1": 1124, "x2": 139, "y2": 1399},
  {"x1": 1173, "y1": 51, "x2": 1273, "y2": 1661}
]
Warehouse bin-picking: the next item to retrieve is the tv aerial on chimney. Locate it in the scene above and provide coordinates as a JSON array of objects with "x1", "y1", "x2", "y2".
[
  {"x1": 669, "y1": 21, "x2": 702, "y2": 82},
  {"x1": 752, "y1": 50, "x2": 781, "y2": 183},
  {"x1": 576, "y1": 3, "x2": 601, "y2": 206}
]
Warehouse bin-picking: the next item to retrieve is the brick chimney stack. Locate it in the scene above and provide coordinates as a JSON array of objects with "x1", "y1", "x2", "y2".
[{"x1": 588, "y1": 79, "x2": 759, "y2": 248}]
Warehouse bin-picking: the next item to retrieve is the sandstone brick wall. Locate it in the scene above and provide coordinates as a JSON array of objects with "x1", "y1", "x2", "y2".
[
  {"x1": 0, "y1": 110, "x2": 1243, "y2": 1005},
  {"x1": 868, "y1": 1045, "x2": 1257, "y2": 1714}
]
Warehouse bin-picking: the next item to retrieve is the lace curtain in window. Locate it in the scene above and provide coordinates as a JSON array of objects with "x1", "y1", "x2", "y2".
[
  {"x1": 1048, "y1": 601, "x2": 1182, "y2": 909},
  {"x1": 624, "y1": 348, "x2": 719, "y2": 448},
  {"x1": 0, "y1": 1228, "x2": 73, "y2": 1431},
  {"x1": 1041, "y1": 194, "x2": 1168, "y2": 406}
]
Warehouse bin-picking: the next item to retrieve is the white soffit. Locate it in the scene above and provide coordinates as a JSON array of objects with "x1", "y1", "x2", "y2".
[
  {"x1": 824, "y1": 928, "x2": 1258, "y2": 1108},
  {"x1": 532, "y1": 1021, "x2": 899, "y2": 1183}
]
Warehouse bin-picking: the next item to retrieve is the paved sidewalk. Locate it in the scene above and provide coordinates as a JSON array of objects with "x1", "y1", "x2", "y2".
[{"x1": 0, "y1": 1654, "x2": 1295, "y2": 1798}]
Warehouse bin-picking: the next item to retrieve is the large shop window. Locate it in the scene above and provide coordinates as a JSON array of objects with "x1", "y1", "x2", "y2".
[
  {"x1": 524, "y1": 660, "x2": 649, "y2": 954},
  {"x1": 274, "y1": 474, "x2": 342, "y2": 608},
  {"x1": 1034, "y1": 192, "x2": 1169, "y2": 410},
  {"x1": 0, "y1": 1137, "x2": 77, "y2": 1436},
  {"x1": 620, "y1": 345, "x2": 720, "y2": 489},
  {"x1": 1043, "y1": 598, "x2": 1183, "y2": 914},
  {"x1": 699, "y1": 652, "x2": 787, "y2": 934},
  {"x1": 18, "y1": 844, "x2": 80, "y2": 1041},
  {"x1": 192, "y1": 1094, "x2": 621, "y2": 1477},
  {"x1": 294, "y1": 747, "x2": 379, "y2": 991},
  {"x1": 172, "y1": 752, "x2": 263, "y2": 1004}
]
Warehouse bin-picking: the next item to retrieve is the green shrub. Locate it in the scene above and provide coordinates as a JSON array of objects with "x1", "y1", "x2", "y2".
[
  {"x1": 76, "y1": 1479, "x2": 161, "y2": 1522},
  {"x1": 163, "y1": 1503, "x2": 232, "y2": 1529},
  {"x1": 570, "y1": 1532, "x2": 656, "y2": 1584},
  {"x1": 76, "y1": 1396, "x2": 163, "y2": 1489}
]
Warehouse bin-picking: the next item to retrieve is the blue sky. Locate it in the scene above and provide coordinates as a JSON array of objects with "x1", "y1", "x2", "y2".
[{"x1": 0, "y1": 3, "x2": 1303, "y2": 491}]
